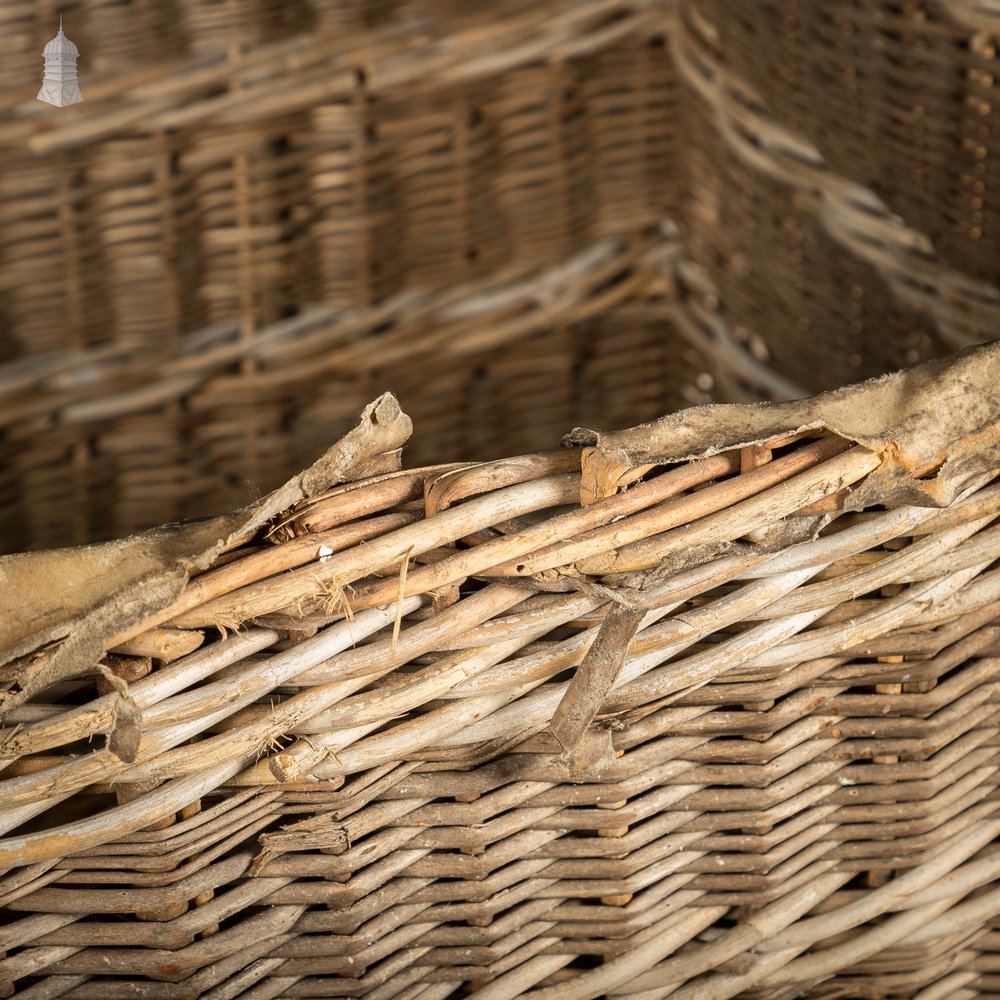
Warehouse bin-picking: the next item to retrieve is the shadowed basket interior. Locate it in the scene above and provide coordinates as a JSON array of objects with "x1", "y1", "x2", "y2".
[
  {"x1": 1, "y1": 0, "x2": 997, "y2": 554},
  {"x1": 2, "y1": 347, "x2": 1000, "y2": 999}
]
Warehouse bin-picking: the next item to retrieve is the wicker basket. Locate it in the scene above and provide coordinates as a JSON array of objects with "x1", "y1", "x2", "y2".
[
  {"x1": 2, "y1": 0, "x2": 998, "y2": 556},
  {"x1": 673, "y1": 0, "x2": 1000, "y2": 391},
  {"x1": 0, "y1": 0, "x2": 687, "y2": 554},
  {"x1": 2, "y1": 5, "x2": 1000, "y2": 988},
  {"x1": 2, "y1": 344, "x2": 1000, "y2": 998}
]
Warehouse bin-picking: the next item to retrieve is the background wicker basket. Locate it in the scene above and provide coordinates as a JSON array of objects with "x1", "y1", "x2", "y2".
[
  {"x1": 675, "y1": 0, "x2": 1000, "y2": 388},
  {"x1": 1, "y1": 0, "x2": 997, "y2": 554}
]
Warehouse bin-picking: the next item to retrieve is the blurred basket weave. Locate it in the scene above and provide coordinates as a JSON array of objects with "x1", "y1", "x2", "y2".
[
  {"x1": 674, "y1": 0, "x2": 1000, "y2": 389},
  {"x1": 0, "y1": 0, "x2": 694, "y2": 553},
  {"x1": 1, "y1": 0, "x2": 998, "y2": 554},
  {"x1": 2, "y1": 344, "x2": 1000, "y2": 998}
]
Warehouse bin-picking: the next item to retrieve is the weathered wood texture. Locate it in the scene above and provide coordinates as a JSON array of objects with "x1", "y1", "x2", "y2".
[{"x1": 2, "y1": 344, "x2": 1000, "y2": 998}]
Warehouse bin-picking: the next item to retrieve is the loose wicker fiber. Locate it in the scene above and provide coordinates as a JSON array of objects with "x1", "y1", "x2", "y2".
[{"x1": 3, "y1": 345, "x2": 1000, "y2": 998}]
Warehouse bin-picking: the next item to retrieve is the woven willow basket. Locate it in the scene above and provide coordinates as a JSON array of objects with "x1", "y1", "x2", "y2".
[
  {"x1": 672, "y1": 0, "x2": 1000, "y2": 395},
  {"x1": 3, "y1": 0, "x2": 998, "y2": 556},
  {"x1": 0, "y1": 0, "x2": 688, "y2": 554},
  {"x1": 2, "y1": 344, "x2": 1000, "y2": 998}
]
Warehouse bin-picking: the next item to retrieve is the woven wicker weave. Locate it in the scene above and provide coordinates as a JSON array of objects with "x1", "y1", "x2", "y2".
[
  {"x1": 673, "y1": 0, "x2": 1000, "y2": 391},
  {"x1": 2, "y1": 0, "x2": 998, "y2": 557},
  {"x1": 2, "y1": 8, "x2": 1000, "y2": 989},
  {"x1": 0, "y1": 0, "x2": 677, "y2": 356},
  {"x1": 689, "y1": 0, "x2": 1000, "y2": 289},
  {"x1": 2, "y1": 345, "x2": 1000, "y2": 998},
  {"x1": 0, "y1": 0, "x2": 685, "y2": 554},
  {"x1": 0, "y1": 232, "x2": 723, "y2": 553}
]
